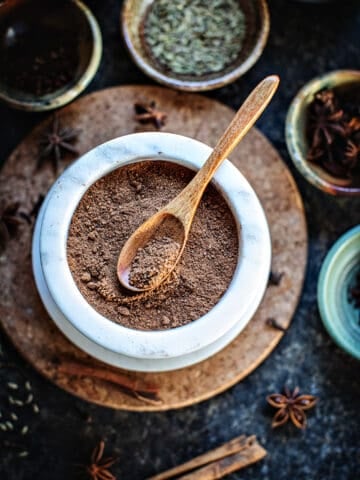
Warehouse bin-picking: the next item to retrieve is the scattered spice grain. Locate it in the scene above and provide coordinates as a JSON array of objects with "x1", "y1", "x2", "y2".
[
  {"x1": 17, "y1": 451, "x2": 29, "y2": 458},
  {"x1": 268, "y1": 270, "x2": 284, "y2": 286},
  {"x1": 0, "y1": 363, "x2": 39, "y2": 461},
  {"x1": 67, "y1": 161, "x2": 238, "y2": 330},
  {"x1": 265, "y1": 317, "x2": 286, "y2": 332},
  {"x1": 7, "y1": 382, "x2": 18, "y2": 390}
]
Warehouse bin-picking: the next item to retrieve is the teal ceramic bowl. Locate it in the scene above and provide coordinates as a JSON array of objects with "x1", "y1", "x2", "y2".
[
  {"x1": 318, "y1": 225, "x2": 360, "y2": 360},
  {"x1": 285, "y1": 70, "x2": 360, "y2": 196}
]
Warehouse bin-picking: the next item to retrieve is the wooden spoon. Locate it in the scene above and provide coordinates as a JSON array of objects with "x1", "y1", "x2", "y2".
[{"x1": 117, "y1": 75, "x2": 280, "y2": 292}]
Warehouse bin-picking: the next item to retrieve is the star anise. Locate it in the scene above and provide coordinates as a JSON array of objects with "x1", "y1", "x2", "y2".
[
  {"x1": 86, "y1": 441, "x2": 117, "y2": 480},
  {"x1": 307, "y1": 89, "x2": 346, "y2": 148},
  {"x1": 306, "y1": 87, "x2": 360, "y2": 182},
  {"x1": 37, "y1": 115, "x2": 80, "y2": 172},
  {"x1": 267, "y1": 386, "x2": 317, "y2": 429},
  {"x1": 0, "y1": 202, "x2": 27, "y2": 253},
  {"x1": 308, "y1": 107, "x2": 346, "y2": 147},
  {"x1": 134, "y1": 101, "x2": 167, "y2": 129}
]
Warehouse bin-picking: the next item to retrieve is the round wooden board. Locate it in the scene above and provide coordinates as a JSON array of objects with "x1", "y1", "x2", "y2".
[{"x1": 0, "y1": 86, "x2": 307, "y2": 411}]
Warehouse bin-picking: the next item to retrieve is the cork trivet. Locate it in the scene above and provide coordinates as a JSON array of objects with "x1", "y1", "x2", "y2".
[{"x1": 0, "y1": 86, "x2": 307, "y2": 411}]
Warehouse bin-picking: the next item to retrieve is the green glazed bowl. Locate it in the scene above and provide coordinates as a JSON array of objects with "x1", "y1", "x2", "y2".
[
  {"x1": 318, "y1": 225, "x2": 360, "y2": 360},
  {"x1": 285, "y1": 70, "x2": 360, "y2": 196}
]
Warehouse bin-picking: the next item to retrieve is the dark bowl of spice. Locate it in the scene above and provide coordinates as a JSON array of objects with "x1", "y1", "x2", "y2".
[
  {"x1": 318, "y1": 225, "x2": 360, "y2": 360},
  {"x1": 0, "y1": 0, "x2": 102, "y2": 111},
  {"x1": 286, "y1": 70, "x2": 360, "y2": 196},
  {"x1": 121, "y1": 0, "x2": 270, "y2": 91}
]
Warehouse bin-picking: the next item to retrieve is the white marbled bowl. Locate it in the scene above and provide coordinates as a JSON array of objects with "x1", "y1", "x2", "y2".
[{"x1": 32, "y1": 132, "x2": 271, "y2": 372}]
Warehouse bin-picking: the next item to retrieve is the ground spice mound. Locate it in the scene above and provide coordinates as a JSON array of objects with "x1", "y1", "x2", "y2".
[{"x1": 67, "y1": 161, "x2": 238, "y2": 330}]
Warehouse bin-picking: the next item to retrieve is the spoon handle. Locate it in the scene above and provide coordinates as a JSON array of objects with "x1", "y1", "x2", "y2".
[{"x1": 165, "y1": 75, "x2": 280, "y2": 226}]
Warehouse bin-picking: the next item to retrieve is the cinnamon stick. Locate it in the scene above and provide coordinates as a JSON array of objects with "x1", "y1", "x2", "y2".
[
  {"x1": 57, "y1": 360, "x2": 162, "y2": 404},
  {"x1": 147, "y1": 435, "x2": 267, "y2": 480},
  {"x1": 178, "y1": 440, "x2": 267, "y2": 479}
]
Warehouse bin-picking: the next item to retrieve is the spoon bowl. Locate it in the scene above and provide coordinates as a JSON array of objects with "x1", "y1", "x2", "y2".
[
  {"x1": 117, "y1": 212, "x2": 185, "y2": 292},
  {"x1": 117, "y1": 75, "x2": 280, "y2": 291}
]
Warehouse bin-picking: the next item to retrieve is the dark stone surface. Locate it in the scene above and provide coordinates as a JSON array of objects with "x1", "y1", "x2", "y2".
[{"x1": 0, "y1": 0, "x2": 359, "y2": 478}]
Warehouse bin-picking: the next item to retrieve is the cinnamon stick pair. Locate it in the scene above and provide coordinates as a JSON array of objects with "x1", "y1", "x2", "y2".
[{"x1": 147, "y1": 435, "x2": 267, "y2": 480}]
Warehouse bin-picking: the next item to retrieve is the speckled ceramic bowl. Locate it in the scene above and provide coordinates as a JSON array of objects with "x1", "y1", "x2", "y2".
[
  {"x1": 121, "y1": 0, "x2": 269, "y2": 92},
  {"x1": 285, "y1": 70, "x2": 360, "y2": 196},
  {"x1": 32, "y1": 132, "x2": 271, "y2": 372},
  {"x1": 0, "y1": 0, "x2": 102, "y2": 111},
  {"x1": 318, "y1": 225, "x2": 360, "y2": 360}
]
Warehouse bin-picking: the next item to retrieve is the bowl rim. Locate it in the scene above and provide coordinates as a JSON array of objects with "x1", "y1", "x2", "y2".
[
  {"x1": 33, "y1": 132, "x2": 271, "y2": 360},
  {"x1": 0, "y1": 0, "x2": 102, "y2": 112},
  {"x1": 121, "y1": 0, "x2": 270, "y2": 92},
  {"x1": 285, "y1": 69, "x2": 360, "y2": 196},
  {"x1": 317, "y1": 224, "x2": 360, "y2": 360}
]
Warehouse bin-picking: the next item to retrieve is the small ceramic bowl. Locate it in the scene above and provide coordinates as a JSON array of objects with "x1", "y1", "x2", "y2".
[
  {"x1": 121, "y1": 0, "x2": 269, "y2": 92},
  {"x1": 0, "y1": 0, "x2": 102, "y2": 111},
  {"x1": 318, "y1": 225, "x2": 360, "y2": 360},
  {"x1": 32, "y1": 132, "x2": 271, "y2": 372},
  {"x1": 285, "y1": 70, "x2": 360, "y2": 196}
]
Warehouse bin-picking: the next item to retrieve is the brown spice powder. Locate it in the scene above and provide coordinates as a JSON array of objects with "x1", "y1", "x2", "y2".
[
  {"x1": 67, "y1": 160, "x2": 238, "y2": 330},
  {"x1": 128, "y1": 233, "x2": 181, "y2": 289}
]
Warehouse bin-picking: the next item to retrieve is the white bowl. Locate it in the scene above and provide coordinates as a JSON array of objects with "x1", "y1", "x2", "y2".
[{"x1": 32, "y1": 132, "x2": 271, "y2": 372}]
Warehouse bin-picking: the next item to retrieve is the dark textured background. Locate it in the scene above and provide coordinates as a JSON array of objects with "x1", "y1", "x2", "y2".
[{"x1": 0, "y1": 0, "x2": 360, "y2": 478}]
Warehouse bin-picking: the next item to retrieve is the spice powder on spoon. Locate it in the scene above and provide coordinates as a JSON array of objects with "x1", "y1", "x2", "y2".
[{"x1": 67, "y1": 160, "x2": 239, "y2": 331}]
